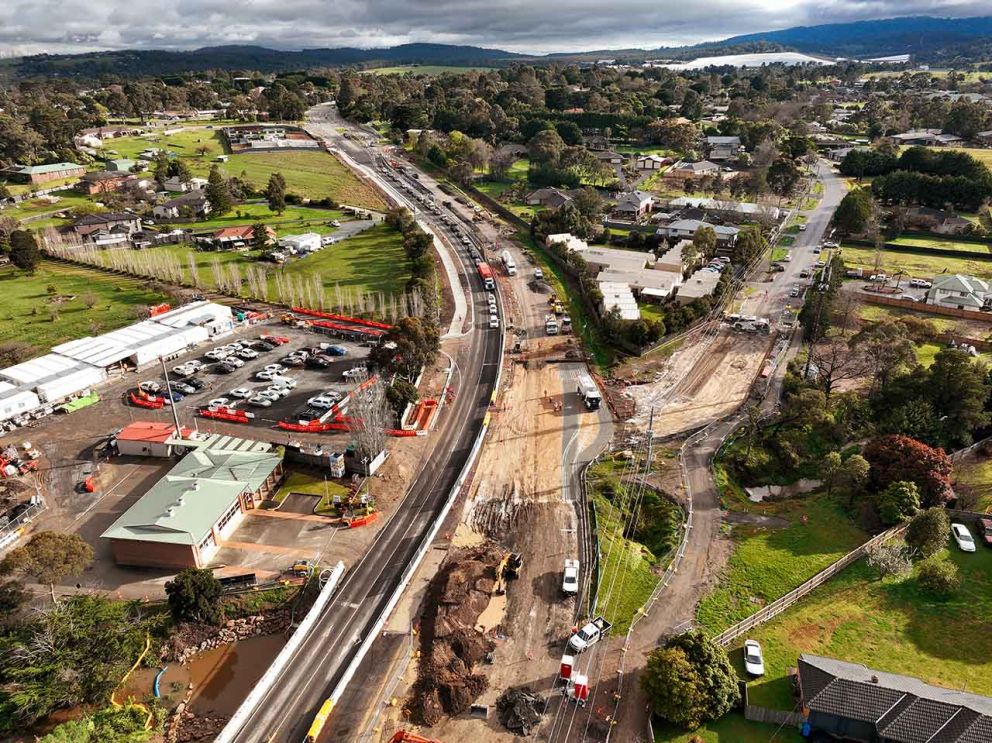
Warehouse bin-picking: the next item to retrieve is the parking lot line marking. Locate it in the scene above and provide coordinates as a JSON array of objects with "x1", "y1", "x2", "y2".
[{"x1": 72, "y1": 464, "x2": 142, "y2": 525}]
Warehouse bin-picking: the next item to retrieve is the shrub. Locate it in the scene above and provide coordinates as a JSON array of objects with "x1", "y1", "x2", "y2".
[
  {"x1": 917, "y1": 557, "x2": 961, "y2": 598},
  {"x1": 905, "y1": 507, "x2": 950, "y2": 559},
  {"x1": 876, "y1": 481, "x2": 921, "y2": 525}
]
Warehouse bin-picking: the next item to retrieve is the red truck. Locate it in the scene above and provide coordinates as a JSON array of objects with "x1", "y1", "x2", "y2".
[
  {"x1": 977, "y1": 517, "x2": 992, "y2": 547},
  {"x1": 477, "y1": 261, "x2": 495, "y2": 290}
]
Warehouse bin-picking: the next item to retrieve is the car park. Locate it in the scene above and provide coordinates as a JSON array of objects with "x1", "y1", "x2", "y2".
[
  {"x1": 952, "y1": 523, "x2": 976, "y2": 552},
  {"x1": 744, "y1": 640, "x2": 765, "y2": 676}
]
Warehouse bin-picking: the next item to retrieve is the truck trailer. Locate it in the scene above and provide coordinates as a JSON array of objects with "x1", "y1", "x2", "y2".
[
  {"x1": 576, "y1": 373, "x2": 602, "y2": 411},
  {"x1": 500, "y1": 249, "x2": 517, "y2": 276},
  {"x1": 477, "y1": 261, "x2": 495, "y2": 290}
]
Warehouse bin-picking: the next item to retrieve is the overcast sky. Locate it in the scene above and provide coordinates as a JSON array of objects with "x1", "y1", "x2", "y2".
[{"x1": 0, "y1": 0, "x2": 988, "y2": 56}]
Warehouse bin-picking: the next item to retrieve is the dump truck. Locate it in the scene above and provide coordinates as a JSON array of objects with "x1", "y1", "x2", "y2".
[
  {"x1": 576, "y1": 373, "x2": 602, "y2": 411},
  {"x1": 477, "y1": 261, "x2": 495, "y2": 290},
  {"x1": 568, "y1": 616, "x2": 612, "y2": 653}
]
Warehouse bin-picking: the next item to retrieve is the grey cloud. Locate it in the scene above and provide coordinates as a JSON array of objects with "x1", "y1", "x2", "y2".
[{"x1": 0, "y1": 0, "x2": 986, "y2": 55}]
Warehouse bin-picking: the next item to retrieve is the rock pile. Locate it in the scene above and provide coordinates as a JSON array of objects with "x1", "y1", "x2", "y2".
[
  {"x1": 161, "y1": 609, "x2": 291, "y2": 663},
  {"x1": 497, "y1": 686, "x2": 543, "y2": 735},
  {"x1": 165, "y1": 705, "x2": 228, "y2": 742},
  {"x1": 408, "y1": 544, "x2": 502, "y2": 725}
]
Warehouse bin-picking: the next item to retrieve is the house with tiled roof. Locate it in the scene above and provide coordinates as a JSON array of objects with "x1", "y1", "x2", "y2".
[
  {"x1": 927, "y1": 274, "x2": 991, "y2": 311},
  {"x1": 798, "y1": 654, "x2": 992, "y2": 743}
]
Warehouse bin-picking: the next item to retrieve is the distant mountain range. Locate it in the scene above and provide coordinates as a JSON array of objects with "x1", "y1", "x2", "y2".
[{"x1": 9, "y1": 15, "x2": 992, "y2": 78}]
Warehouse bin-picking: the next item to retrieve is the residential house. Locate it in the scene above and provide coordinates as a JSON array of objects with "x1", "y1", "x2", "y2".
[
  {"x1": 635, "y1": 154, "x2": 669, "y2": 170},
  {"x1": 891, "y1": 129, "x2": 964, "y2": 146},
  {"x1": 152, "y1": 190, "x2": 211, "y2": 220},
  {"x1": 526, "y1": 187, "x2": 574, "y2": 209},
  {"x1": 927, "y1": 274, "x2": 991, "y2": 311},
  {"x1": 198, "y1": 225, "x2": 276, "y2": 250},
  {"x1": 975, "y1": 130, "x2": 992, "y2": 148},
  {"x1": 705, "y1": 135, "x2": 742, "y2": 161},
  {"x1": 675, "y1": 267, "x2": 722, "y2": 305},
  {"x1": 105, "y1": 159, "x2": 137, "y2": 172},
  {"x1": 279, "y1": 233, "x2": 322, "y2": 254},
  {"x1": 162, "y1": 175, "x2": 208, "y2": 193},
  {"x1": 656, "y1": 219, "x2": 739, "y2": 247},
  {"x1": 75, "y1": 171, "x2": 135, "y2": 195},
  {"x1": 667, "y1": 196, "x2": 781, "y2": 222},
  {"x1": 667, "y1": 160, "x2": 720, "y2": 180},
  {"x1": 594, "y1": 150, "x2": 625, "y2": 167},
  {"x1": 3, "y1": 162, "x2": 86, "y2": 185},
  {"x1": 612, "y1": 190, "x2": 654, "y2": 220},
  {"x1": 798, "y1": 653, "x2": 992, "y2": 743},
  {"x1": 656, "y1": 240, "x2": 695, "y2": 273},
  {"x1": 72, "y1": 212, "x2": 143, "y2": 239},
  {"x1": 585, "y1": 134, "x2": 610, "y2": 151},
  {"x1": 903, "y1": 206, "x2": 971, "y2": 235}
]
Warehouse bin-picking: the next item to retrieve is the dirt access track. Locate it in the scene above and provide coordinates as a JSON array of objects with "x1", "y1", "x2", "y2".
[{"x1": 626, "y1": 329, "x2": 773, "y2": 435}]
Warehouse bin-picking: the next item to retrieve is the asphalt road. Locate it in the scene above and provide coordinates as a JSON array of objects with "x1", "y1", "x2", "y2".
[{"x1": 225, "y1": 107, "x2": 502, "y2": 743}]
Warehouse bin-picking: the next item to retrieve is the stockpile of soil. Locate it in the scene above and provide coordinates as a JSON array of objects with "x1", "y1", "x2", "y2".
[
  {"x1": 408, "y1": 544, "x2": 501, "y2": 725},
  {"x1": 497, "y1": 686, "x2": 543, "y2": 735}
]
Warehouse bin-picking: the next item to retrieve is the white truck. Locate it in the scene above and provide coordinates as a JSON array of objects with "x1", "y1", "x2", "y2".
[
  {"x1": 545, "y1": 314, "x2": 559, "y2": 336},
  {"x1": 568, "y1": 617, "x2": 613, "y2": 653},
  {"x1": 501, "y1": 249, "x2": 517, "y2": 276},
  {"x1": 562, "y1": 559, "x2": 580, "y2": 595},
  {"x1": 576, "y1": 373, "x2": 602, "y2": 411}
]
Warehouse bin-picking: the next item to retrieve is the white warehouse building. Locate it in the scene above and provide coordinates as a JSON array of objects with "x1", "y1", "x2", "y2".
[
  {"x1": 0, "y1": 354, "x2": 106, "y2": 404},
  {"x1": 0, "y1": 383, "x2": 41, "y2": 423}
]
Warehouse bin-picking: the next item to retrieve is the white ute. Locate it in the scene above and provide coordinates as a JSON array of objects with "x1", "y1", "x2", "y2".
[
  {"x1": 562, "y1": 559, "x2": 580, "y2": 595},
  {"x1": 568, "y1": 617, "x2": 612, "y2": 653}
]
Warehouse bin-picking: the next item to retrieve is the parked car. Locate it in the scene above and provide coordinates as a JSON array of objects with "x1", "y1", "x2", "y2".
[
  {"x1": 226, "y1": 356, "x2": 245, "y2": 368},
  {"x1": 205, "y1": 349, "x2": 229, "y2": 361},
  {"x1": 562, "y1": 559, "x2": 579, "y2": 595},
  {"x1": 281, "y1": 356, "x2": 305, "y2": 367},
  {"x1": 489, "y1": 316, "x2": 500, "y2": 329},
  {"x1": 254, "y1": 341, "x2": 276, "y2": 352},
  {"x1": 306, "y1": 356, "x2": 331, "y2": 369},
  {"x1": 172, "y1": 365, "x2": 193, "y2": 377},
  {"x1": 909, "y1": 279, "x2": 933, "y2": 289},
  {"x1": 230, "y1": 387, "x2": 253, "y2": 399},
  {"x1": 163, "y1": 390, "x2": 184, "y2": 402},
  {"x1": 308, "y1": 395, "x2": 337, "y2": 410},
  {"x1": 320, "y1": 344, "x2": 348, "y2": 356},
  {"x1": 342, "y1": 367, "x2": 367, "y2": 379},
  {"x1": 744, "y1": 640, "x2": 765, "y2": 676},
  {"x1": 789, "y1": 285, "x2": 801, "y2": 298},
  {"x1": 238, "y1": 349, "x2": 260, "y2": 360},
  {"x1": 248, "y1": 396, "x2": 272, "y2": 407},
  {"x1": 951, "y1": 523, "x2": 976, "y2": 552},
  {"x1": 185, "y1": 377, "x2": 206, "y2": 391},
  {"x1": 770, "y1": 263, "x2": 786, "y2": 272},
  {"x1": 264, "y1": 386, "x2": 290, "y2": 399},
  {"x1": 216, "y1": 363, "x2": 237, "y2": 374},
  {"x1": 798, "y1": 223, "x2": 807, "y2": 231},
  {"x1": 207, "y1": 397, "x2": 230, "y2": 408},
  {"x1": 799, "y1": 269, "x2": 811, "y2": 278},
  {"x1": 260, "y1": 334, "x2": 290, "y2": 345},
  {"x1": 173, "y1": 382, "x2": 196, "y2": 395},
  {"x1": 977, "y1": 517, "x2": 992, "y2": 547},
  {"x1": 263, "y1": 364, "x2": 287, "y2": 374},
  {"x1": 256, "y1": 369, "x2": 278, "y2": 381},
  {"x1": 139, "y1": 381, "x2": 161, "y2": 394}
]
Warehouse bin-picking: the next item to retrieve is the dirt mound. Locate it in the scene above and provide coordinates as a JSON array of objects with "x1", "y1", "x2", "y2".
[
  {"x1": 408, "y1": 544, "x2": 502, "y2": 726},
  {"x1": 496, "y1": 686, "x2": 543, "y2": 735}
]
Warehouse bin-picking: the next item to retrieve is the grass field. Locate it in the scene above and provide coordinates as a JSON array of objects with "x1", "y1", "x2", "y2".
[
  {"x1": 654, "y1": 712, "x2": 802, "y2": 743},
  {"x1": 696, "y1": 495, "x2": 867, "y2": 635},
  {"x1": 102, "y1": 127, "x2": 385, "y2": 209},
  {"x1": 840, "y1": 244, "x2": 992, "y2": 279},
  {"x1": 953, "y1": 455, "x2": 992, "y2": 513},
  {"x1": 360, "y1": 65, "x2": 494, "y2": 75},
  {"x1": 949, "y1": 147, "x2": 992, "y2": 168},
  {"x1": 2, "y1": 189, "x2": 94, "y2": 223},
  {"x1": 161, "y1": 203, "x2": 347, "y2": 235},
  {"x1": 857, "y1": 303, "x2": 959, "y2": 332},
  {"x1": 157, "y1": 223, "x2": 409, "y2": 298},
  {"x1": 0, "y1": 261, "x2": 167, "y2": 348},
  {"x1": 889, "y1": 234, "x2": 991, "y2": 254},
  {"x1": 738, "y1": 545, "x2": 992, "y2": 710},
  {"x1": 272, "y1": 471, "x2": 351, "y2": 515}
]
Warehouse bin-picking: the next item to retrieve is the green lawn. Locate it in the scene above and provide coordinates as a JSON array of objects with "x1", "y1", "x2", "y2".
[
  {"x1": 840, "y1": 244, "x2": 992, "y2": 279},
  {"x1": 2, "y1": 189, "x2": 94, "y2": 224},
  {"x1": 476, "y1": 159, "x2": 529, "y2": 198},
  {"x1": 889, "y1": 235, "x2": 991, "y2": 254},
  {"x1": 161, "y1": 203, "x2": 347, "y2": 235},
  {"x1": 857, "y1": 303, "x2": 960, "y2": 333},
  {"x1": 102, "y1": 128, "x2": 385, "y2": 209},
  {"x1": 738, "y1": 546, "x2": 992, "y2": 710},
  {"x1": 272, "y1": 471, "x2": 351, "y2": 515},
  {"x1": 953, "y1": 455, "x2": 992, "y2": 512},
  {"x1": 696, "y1": 495, "x2": 867, "y2": 635},
  {"x1": 0, "y1": 261, "x2": 168, "y2": 348},
  {"x1": 916, "y1": 342, "x2": 942, "y2": 367},
  {"x1": 654, "y1": 713, "x2": 802, "y2": 743},
  {"x1": 948, "y1": 147, "x2": 992, "y2": 168}
]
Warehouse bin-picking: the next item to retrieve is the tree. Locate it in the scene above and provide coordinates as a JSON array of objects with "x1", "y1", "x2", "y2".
[
  {"x1": 864, "y1": 435, "x2": 953, "y2": 508},
  {"x1": 766, "y1": 158, "x2": 802, "y2": 201},
  {"x1": 369, "y1": 316, "x2": 440, "y2": 378},
  {"x1": 386, "y1": 378, "x2": 418, "y2": 420},
  {"x1": 528, "y1": 128, "x2": 566, "y2": 165},
  {"x1": 251, "y1": 222, "x2": 271, "y2": 251},
  {"x1": 153, "y1": 151, "x2": 170, "y2": 186},
  {"x1": 927, "y1": 348, "x2": 989, "y2": 448},
  {"x1": 642, "y1": 630, "x2": 740, "y2": 730},
  {"x1": 1, "y1": 531, "x2": 93, "y2": 602},
  {"x1": 205, "y1": 165, "x2": 233, "y2": 216},
  {"x1": 904, "y1": 507, "x2": 950, "y2": 560},
  {"x1": 838, "y1": 453, "x2": 870, "y2": 503},
  {"x1": 0, "y1": 579, "x2": 28, "y2": 620},
  {"x1": 866, "y1": 542, "x2": 913, "y2": 580},
  {"x1": 917, "y1": 556, "x2": 960, "y2": 598},
  {"x1": 692, "y1": 225, "x2": 717, "y2": 261},
  {"x1": 9, "y1": 230, "x2": 40, "y2": 272},
  {"x1": 876, "y1": 481, "x2": 921, "y2": 525},
  {"x1": 172, "y1": 158, "x2": 194, "y2": 186},
  {"x1": 834, "y1": 187, "x2": 874, "y2": 235},
  {"x1": 730, "y1": 224, "x2": 766, "y2": 266},
  {"x1": 266, "y1": 172, "x2": 286, "y2": 215},
  {"x1": 165, "y1": 568, "x2": 223, "y2": 625}
]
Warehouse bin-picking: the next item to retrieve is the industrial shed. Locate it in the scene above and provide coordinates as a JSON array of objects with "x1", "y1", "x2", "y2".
[
  {"x1": 0, "y1": 383, "x2": 41, "y2": 422},
  {"x1": 153, "y1": 301, "x2": 234, "y2": 337},
  {"x1": 54, "y1": 321, "x2": 209, "y2": 370},
  {"x1": 0, "y1": 354, "x2": 106, "y2": 404},
  {"x1": 114, "y1": 421, "x2": 193, "y2": 457}
]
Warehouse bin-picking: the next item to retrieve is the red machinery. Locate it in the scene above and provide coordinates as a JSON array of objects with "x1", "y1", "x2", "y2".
[
  {"x1": 129, "y1": 390, "x2": 164, "y2": 409},
  {"x1": 389, "y1": 732, "x2": 443, "y2": 743},
  {"x1": 291, "y1": 307, "x2": 393, "y2": 331},
  {"x1": 197, "y1": 406, "x2": 254, "y2": 424}
]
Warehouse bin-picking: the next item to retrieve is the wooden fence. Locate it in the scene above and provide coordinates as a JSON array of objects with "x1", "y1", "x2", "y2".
[
  {"x1": 712, "y1": 525, "x2": 905, "y2": 647},
  {"x1": 744, "y1": 705, "x2": 805, "y2": 727},
  {"x1": 859, "y1": 292, "x2": 992, "y2": 324}
]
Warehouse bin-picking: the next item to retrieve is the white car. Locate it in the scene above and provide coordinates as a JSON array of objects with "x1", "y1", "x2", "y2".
[
  {"x1": 264, "y1": 364, "x2": 287, "y2": 373},
  {"x1": 270, "y1": 376, "x2": 298, "y2": 390},
  {"x1": 489, "y1": 316, "x2": 500, "y2": 329},
  {"x1": 207, "y1": 397, "x2": 231, "y2": 408},
  {"x1": 139, "y1": 381, "x2": 161, "y2": 394},
  {"x1": 265, "y1": 386, "x2": 291, "y2": 399},
  {"x1": 951, "y1": 523, "x2": 976, "y2": 553},
  {"x1": 230, "y1": 387, "x2": 253, "y2": 399},
  {"x1": 798, "y1": 223, "x2": 807, "y2": 231},
  {"x1": 562, "y1": 559, "x2": 579, "y2": 595},
  {"x1": 744, "y1": 640, "x2": 765, "y2": 676},
  {"x1": 172, "y1": 365, "x2": 193, "y2": 377},
  {"x1": 256, "y1": 389, "x2": 281, "y2": 402},
  {"x1": 186, "y1": 360, "x2": 204, "y2": 371},
  {"x1": 256, "y1": 369, "x2": 278, "y2": 381},
  {"x1": 224, "y1": 356, "x2": 245, "y2": 368},
  {"x1": 248, "y1": 395, "x2": 272, "y2": 407},
  {"x1": 342, "y1": 367, "x2": 367, "y2": 379},
  {"x1": 205, "y1": 349, "x2": 229, "y2": 361},
  {"x1": 308, "y1": 395, "x2": 337, "y2": 410},
  {"x1": 237, "y1": 348, "x2": 260, "y2": 360}
]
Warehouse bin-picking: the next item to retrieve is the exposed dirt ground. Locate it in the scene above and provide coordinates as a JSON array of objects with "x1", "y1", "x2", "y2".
[{"x1": 626, "y1": 330, "x2": 773, "y2": 435}]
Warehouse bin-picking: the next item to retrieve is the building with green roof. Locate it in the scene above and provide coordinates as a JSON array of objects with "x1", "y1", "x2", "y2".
[
  {"x1": 102, "y1": 442, "x2": 283, "y2": 569},
  {"x1": 3, "y1": 162, "x2": 86, "y2": 184}
]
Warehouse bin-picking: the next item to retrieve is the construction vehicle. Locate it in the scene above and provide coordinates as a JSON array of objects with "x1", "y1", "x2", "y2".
[
  {"x1": 564, "y1": 673, "x2": 590, "y2": 705},
  {"x1": 545, "y1": 314, "x2": 559, "y2": 336},
  {"x1": 291, "y1": 559, "x2": 314, "y2": 577},
  {"x1": 389, "y1": 731, "x2": 444, "y2": 743},
  {"x1": 576, "y1": 374, "x2": 602, "y2": 411},
  {"x1": 568, "y1": 616, "x2": 612, "y2": 653},
  {"x1": 501, "y1": 249, "x2": 517, "y2": 276},
  {"x1": 494, "y1": 552, "x2": 523, "y2": 595},
  {"x1": 732, "y1": 318, "x2": 770, "y2": 334},
  {"x1": 477, "y1": 262, "x2": 495, "y2": 290}
]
